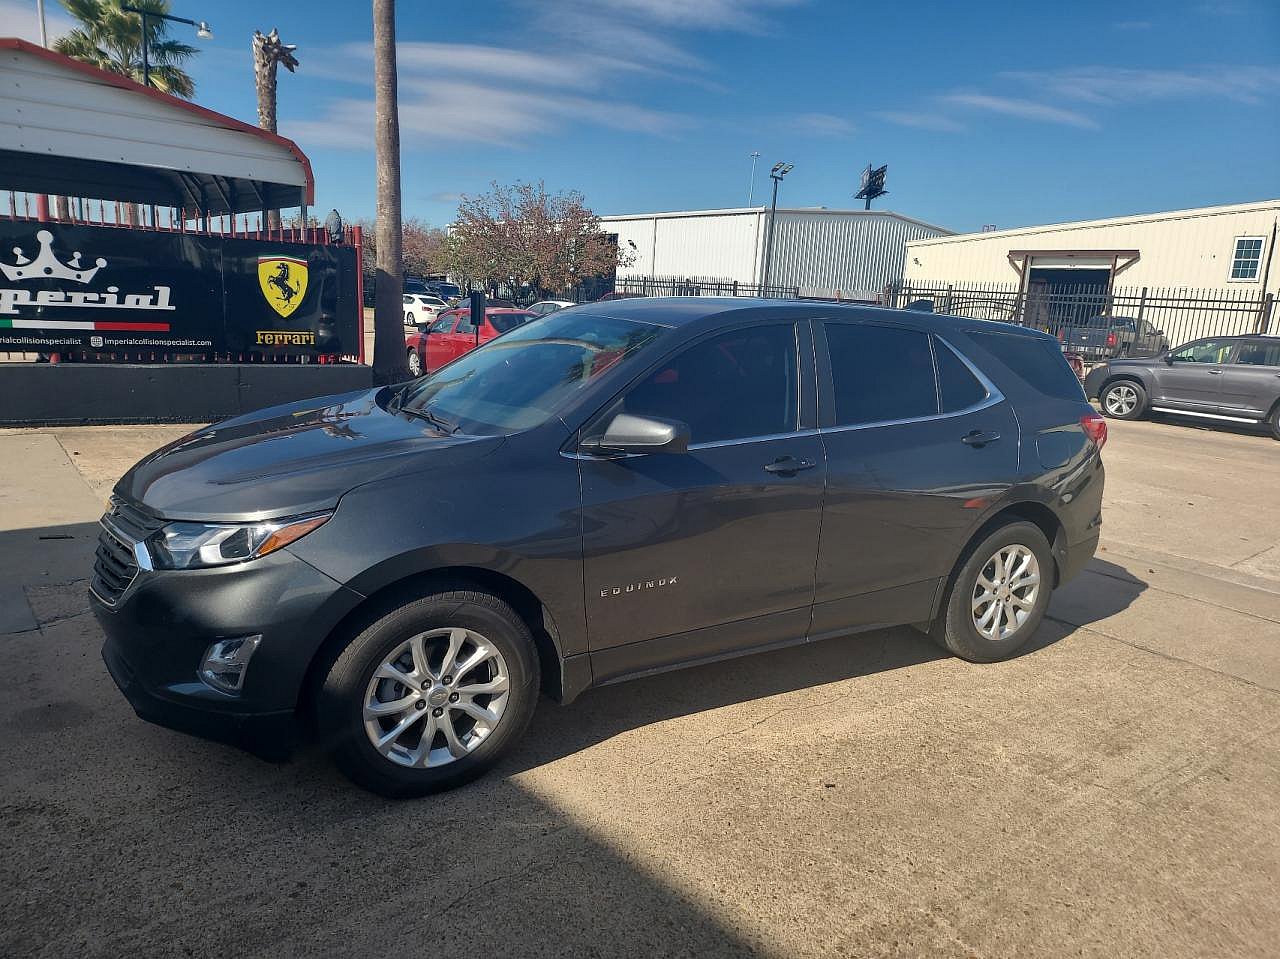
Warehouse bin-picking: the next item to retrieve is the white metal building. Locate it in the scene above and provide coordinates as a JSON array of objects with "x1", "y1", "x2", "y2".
[
  {"x1": 903, "y1": 200, "x2": 1280, "y2": 298},
  {"x1": 600, "y1": 207, "x2": 951, "y2": 300}
]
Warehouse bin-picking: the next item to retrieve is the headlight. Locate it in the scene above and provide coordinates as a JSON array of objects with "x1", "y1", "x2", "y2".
[{"x1": 145, "y1": 513, "x2": 331, "y2": 570}]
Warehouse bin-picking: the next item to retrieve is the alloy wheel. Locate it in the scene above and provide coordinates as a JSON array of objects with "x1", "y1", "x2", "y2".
[
  {"x1": 362, "y1": 628, "x2": 510, "y2": 768},
  {"x1": 970, "y1": 544, "x2": 1040, "y2": 641},
  {"x1": 1104, "y1": 384, "x2": 1138, "y2": 417},
  {"x1": 407, "y1": 350, "x2": 422, "y2": 377}
]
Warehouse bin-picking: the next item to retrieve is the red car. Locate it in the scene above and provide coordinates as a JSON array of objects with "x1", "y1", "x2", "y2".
[{"x1": 405, "y1": 307, "x2": 535, "y2": 376}]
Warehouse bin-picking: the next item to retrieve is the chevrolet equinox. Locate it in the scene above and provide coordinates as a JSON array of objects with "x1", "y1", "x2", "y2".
[{"x1": 93, "y1": 299, "x2": 1105, "y2": 797}]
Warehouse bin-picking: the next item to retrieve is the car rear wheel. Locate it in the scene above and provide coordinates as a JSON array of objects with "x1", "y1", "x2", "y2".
[
  {"x1": 1268, "y1": 404, "x2": 1280, "y2": 441},
  {"x1": 406, "y1": 348, "x2": 422, "y2": 377},
  {"x1": 405, "y1": 311, "x2": 415, "y2": 325},
  {"x1": 318, "y1": 587, "x2": 540, "y2": 797},
  {"x1": 931, "y1": 521, "x2": 1054, "y2": 662},
  {"x1": 1100, "y1": 380, "x2": 1146, "y2": 420}
]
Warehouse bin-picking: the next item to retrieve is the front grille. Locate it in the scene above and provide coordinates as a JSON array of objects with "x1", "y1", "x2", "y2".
[{"x1": 91, "y1": 496, "x2": 164, "y2": 606}]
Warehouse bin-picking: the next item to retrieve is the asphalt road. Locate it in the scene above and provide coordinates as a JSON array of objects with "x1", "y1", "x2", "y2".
[{"x1": 1, "y1": 416, "x2": 1277, "y2": 958}]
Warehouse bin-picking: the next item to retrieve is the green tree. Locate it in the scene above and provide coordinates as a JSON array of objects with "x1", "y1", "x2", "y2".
[{"x1": 55, "y1": 0, "x2": 198, "y2": 99}]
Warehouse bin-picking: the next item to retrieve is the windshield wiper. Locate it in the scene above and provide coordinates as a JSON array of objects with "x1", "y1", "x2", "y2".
[{"x1": 401, "y1": 406, "x2": 459, "y2": 434}]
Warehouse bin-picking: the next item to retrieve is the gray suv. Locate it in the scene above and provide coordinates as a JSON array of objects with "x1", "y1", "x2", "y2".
[
  {"x1": 1085, "y1": 335, "x2": 1280, "y2": 438},
  {"x1": 94, "y1": 300, "x2": 1106, "y2": 797}
]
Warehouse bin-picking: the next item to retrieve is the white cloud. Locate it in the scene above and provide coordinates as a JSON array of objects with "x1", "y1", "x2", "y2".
[
  {"x1": 0, "y1": 0, "x2": 75, "y2": 43},
  {"x1": 285, "y1": 80, "x2": 687, "y2": 151},
  {"x1": 1003, "y1": 65, "x2": 1280, "y2": 106},
  {"x1": 940, "y1": 93, "x2": 1099, "y2": 129},
  {"x1": 1113, "y1": 20, "x2": 1153, "y2": 30},
  {"x1": 874, "y1": 110, "x2": 966, "y2": 133},
  {"x1": 790, "y1": 112, "x2": 855, "y2": 137}
]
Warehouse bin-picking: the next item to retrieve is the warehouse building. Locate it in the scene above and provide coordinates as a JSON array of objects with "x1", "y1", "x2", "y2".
[
  {"x1": 898, "y1": 200, "x2": 1278, "y2": 338},
  {"x1": 601, "y1": 207, "x2": 951, "y2": 301}
]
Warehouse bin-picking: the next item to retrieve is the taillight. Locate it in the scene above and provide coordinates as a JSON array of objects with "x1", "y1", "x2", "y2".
[
  {"x1": 1106, "y1": 332, "x2": 1117, "y2": 347},
  {"x1": 1057, "y1": 329, "x2": 1065, "y2": 341},
  {"x1": 1081, "y1": 411, "x2": 1108, "y2": 450}
]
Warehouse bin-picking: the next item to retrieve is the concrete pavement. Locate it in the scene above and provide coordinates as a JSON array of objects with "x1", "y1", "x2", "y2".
[{"x1": 0, "y1": 416, "x2": 1277, "y2": 958}]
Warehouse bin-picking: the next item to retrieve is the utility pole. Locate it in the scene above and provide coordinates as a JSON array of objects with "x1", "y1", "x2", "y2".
[
  {"x1": 747, "y1": 151, "x2": 761, "y2": 206},
  {"x1": 760, "y1": 162, "x2": 793, "y2": 292}
]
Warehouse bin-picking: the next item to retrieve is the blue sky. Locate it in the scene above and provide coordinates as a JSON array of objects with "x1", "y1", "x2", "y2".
[{"x1": 6, "y1": 0, "x2": 1279, "y2": 232}]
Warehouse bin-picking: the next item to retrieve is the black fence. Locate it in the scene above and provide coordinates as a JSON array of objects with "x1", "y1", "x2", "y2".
[
  {"x1": 886, "y1": 281, "x2": 1274, "y2": 354},
  {"x1": 612, "y1": 276, "x2": 800, "y2": 300}
]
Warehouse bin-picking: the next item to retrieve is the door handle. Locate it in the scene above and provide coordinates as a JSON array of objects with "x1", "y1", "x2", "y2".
[
  {"x1": 962, "y1": 430, "x2": 1001, "y2": 447},
  {"x1": 1207, "y1": 369, "x2": 1224, "y2": 375},
  {"x1": 763, "y1": 456, "x2": 817, "y2": 474}
]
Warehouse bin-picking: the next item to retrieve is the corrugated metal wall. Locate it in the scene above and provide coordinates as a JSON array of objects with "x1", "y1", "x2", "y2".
[
  {"x1": 766, "y1": 212, "x2": 946, "y2": 299},
  {"x1": 604, "y1": 208, "x2": 949, "y2": 298}
]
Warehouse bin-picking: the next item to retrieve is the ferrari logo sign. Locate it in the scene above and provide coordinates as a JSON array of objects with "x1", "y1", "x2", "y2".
[{"x1": 257, "y1": 255, "x2": 308, "y2": 318}]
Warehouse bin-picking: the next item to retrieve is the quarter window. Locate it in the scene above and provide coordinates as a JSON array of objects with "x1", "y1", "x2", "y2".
[
  {"x1": 824, "y1": 324, "x2": 937, "y2": 426},
  {"x1": 1230, "y1": 237, "x2": 1264, "y2": 281},
  {"x1": 618, "y1": 325, "x2": 798, "y2": 444},
  {"x1": 934, "y1": 338, "x2": 988, "y2": 412}
]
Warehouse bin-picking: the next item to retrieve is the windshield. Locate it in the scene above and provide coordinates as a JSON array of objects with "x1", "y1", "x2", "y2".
[{"x1": 398, "y1": 312, "x2": 665, "y2": 434}]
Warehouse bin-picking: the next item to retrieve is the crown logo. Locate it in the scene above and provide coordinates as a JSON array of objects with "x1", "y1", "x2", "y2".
[{"x1": 1, "y1": 230, "x2": 107, "y2": 284}]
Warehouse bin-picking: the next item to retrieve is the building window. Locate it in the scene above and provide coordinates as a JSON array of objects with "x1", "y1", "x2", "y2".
[{"x1": 1229, "y1": 236, "x2": 1265, "y2": 281}]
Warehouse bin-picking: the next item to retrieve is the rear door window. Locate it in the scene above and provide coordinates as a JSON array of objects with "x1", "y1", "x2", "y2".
[
  {"x1": 966, "y1": 331, "x2": 1084, "y2": 401},
  {"x1": 1233, "y1": 341, "x2": 1280, "y2": 367},
  {"x1": 824, "y1": 324, "x2": 938, "y2": 425}
]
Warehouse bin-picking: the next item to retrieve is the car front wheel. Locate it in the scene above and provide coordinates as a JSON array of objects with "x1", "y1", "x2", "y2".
[
  {"x1": 406, "y1": 349, "x2": 422, "y2": 377},
  {"x1": 318, "y1": 586, "x2": 540, "y2": 797},
  {"x1": 1100, "y1": 380, "x2": 1146, "y2": 420},
  {"x1": 931, "y1": 521, "x2": 1054, "y2": 662}
]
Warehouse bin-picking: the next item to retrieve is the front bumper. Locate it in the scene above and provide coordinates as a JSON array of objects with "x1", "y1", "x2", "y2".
[{"x1": 93, "y1": 547, "x2": 363, "y2": 756}]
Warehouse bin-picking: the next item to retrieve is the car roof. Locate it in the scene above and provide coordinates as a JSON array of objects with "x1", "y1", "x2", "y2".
[{"x1": 572, "y1": 296, "x2": 1058, "y2": 341}]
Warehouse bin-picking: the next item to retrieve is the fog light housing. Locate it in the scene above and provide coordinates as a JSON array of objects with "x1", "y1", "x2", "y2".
[{"x1": 199, "y1": 635, "x2": 262, "y2": 693}]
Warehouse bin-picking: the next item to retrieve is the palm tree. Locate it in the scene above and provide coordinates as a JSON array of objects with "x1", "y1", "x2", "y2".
[
  {"x1": 252, "y1": 28, "x2": 299, "y2": 231},
  {"x1": 371, "y1": 0, "x2": 409, "y2": 384},
  {"x1": 55, "y1": 0, "x2": 198, "y2": 99}
]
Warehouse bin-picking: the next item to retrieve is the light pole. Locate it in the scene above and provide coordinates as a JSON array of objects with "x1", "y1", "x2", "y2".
[
  {"x1": 121, "y1": 4, "x2": 213, "y2": 89},
  {"x1": 747, "y1": 151, "x2": 761, "y2": 206},
  {"x1": 760, "y1": 161, "x2": 793, "y2": 293}
]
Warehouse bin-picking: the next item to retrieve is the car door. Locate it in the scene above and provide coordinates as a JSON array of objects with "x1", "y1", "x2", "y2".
[
  {"x1": 578, "y1": 320, "x2": 825, "y2": 682},
  {"x1": 452, "y1": 310, "x2": 479, "y2": 362},
  {"x1": 811, "y1": 319, "x2": 1021, "y2": 638},
  {"x1": 1149, "y1": 338, "x2": 1237, "y2": 412},
  {"x1": 424, "y1": 312, "x2": 461, "y2": 371},
  {"x1": 1221, "y1": 339, "x2": 1280, "y2": 418}
]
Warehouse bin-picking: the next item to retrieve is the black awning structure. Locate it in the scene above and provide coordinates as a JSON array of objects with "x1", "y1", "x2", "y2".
[{"x1": 0, "y1": 38, "x2": 313, "y2": 216}]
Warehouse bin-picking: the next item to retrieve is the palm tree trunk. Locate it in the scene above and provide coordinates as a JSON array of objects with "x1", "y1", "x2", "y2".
[
  {"x1": 253, "y1": 32, "x2": 282, "y2": 232},
  {"x1": 371, "y1": 0, "x2": 408, "y2": 384}
]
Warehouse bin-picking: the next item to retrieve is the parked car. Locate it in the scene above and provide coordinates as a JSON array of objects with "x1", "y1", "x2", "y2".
[
  {"x1": 407, "y1": 306, "x2": 534, "y2": 375},
  {"x1": 1084, "y1": 335, "x2": 1280, "y2": 438},
  {"x1": 427, "y1": 281, "x2": 462, "y2": 303},
  {"x1": 94, "y1": 299, "x2": 1104, "y2": 797},
  {"x1": 1062, "y1": 349, "x2": 1085, "y2": 380},
  {"x1": 1058, "y1": 315, "x2": 1169, "y2": 359},
  {"x1": 526, "y1": 299, "x2": 576, "y2": 317},
  {"x1": 402, "y1": 293, "x2": 450, "y2": 328}
]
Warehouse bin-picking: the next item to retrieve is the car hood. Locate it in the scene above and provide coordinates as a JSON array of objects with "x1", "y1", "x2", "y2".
[{"x1": 115, "y1": 388, "x2": 504, "y2": 521}]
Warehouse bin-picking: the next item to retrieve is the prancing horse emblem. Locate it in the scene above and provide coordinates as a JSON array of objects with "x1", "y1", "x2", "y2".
[{"x1": 257, "y1": 255, "x2": 309, "y2": 318}]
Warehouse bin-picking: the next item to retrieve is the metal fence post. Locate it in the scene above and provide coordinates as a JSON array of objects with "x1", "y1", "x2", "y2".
[
  {"x1": 1259, "y1": 292, "x2": 1275, "y2": 334},
  {"x1": 1136, "y1": 287, "x2": 1147, "y2": 322}
]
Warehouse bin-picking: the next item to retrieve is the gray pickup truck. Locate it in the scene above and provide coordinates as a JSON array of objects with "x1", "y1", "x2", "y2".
[{"x1": 1058, "y1": 315, "x2": 1169, "y2": 359}]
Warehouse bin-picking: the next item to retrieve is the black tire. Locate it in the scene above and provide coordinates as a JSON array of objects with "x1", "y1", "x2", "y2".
[
  {"x1": 1099, "y1": 379, "x2": 1147, "y2": 420},
  {"x1": 405, "y1": 311, "x2": 415, "y2": 324},
  {"x1": 318, "y1": 587, "x2": 540, "y2": 798},
  {"x1": 931, "y1": 521, "x2": 1054, "y2": 663},
  {"x1": 406, "y1": 348, "x2": 422, "y2": 377},
  {"x1": 1268, "y1": 404, "x2": 1280, "y2": 441}
]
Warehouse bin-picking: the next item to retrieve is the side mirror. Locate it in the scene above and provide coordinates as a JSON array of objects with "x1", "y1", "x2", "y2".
[
  {"x1": 1163, "y1": 354, "x2": 1175, "y2": 365},
  {"x1": 579, "y1": 413, "x2": 690, "y2": 456}
]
